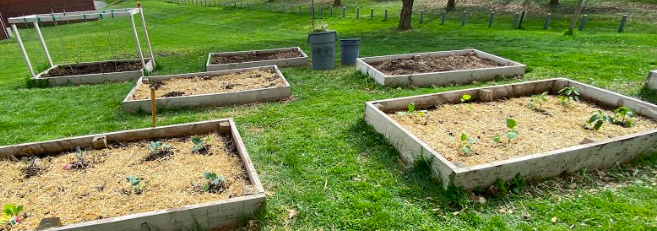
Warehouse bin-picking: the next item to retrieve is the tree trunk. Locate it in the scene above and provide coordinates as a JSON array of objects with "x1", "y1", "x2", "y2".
[
  {"x1": 568, "y1": 0, "x2": 583, "y2": 32},
  {"x1": 548, "y1": 0, "x2": 558, "y2": 5},
  {"x1": 446, "y1": 0, "x2": 456, "y2": 11},
  {"x1": 333, "y1": 0, "x2": 341, "y2": 7},
  {"x1": 398, "y1": 0, "x2": 414, "y2": 30}
]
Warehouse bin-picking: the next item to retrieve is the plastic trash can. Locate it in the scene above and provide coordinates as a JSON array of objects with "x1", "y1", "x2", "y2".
[
  {"x1": 307, "y1": 31, "x2": 338, "y2": 70},
  {"x1": 340, "y1": 39, "x2": 361, "y2": 65}
]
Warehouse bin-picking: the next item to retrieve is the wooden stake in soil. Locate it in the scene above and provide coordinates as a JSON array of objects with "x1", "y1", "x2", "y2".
[{"x1": 143, "y1": 78, "x2": 157, "y2": 127}]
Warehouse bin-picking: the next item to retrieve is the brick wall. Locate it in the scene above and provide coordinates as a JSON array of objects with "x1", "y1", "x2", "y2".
[{"x1": 0, "y1": 0, "x2": 95, "y2": 40}]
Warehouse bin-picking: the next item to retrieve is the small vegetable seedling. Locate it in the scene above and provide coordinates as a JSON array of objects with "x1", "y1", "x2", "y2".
[
  {"x1": 557, "y1": 87, "x2": 580, "y2": 106},
  {"x1": 203, "y1": 172, "x2": 227, "y2": 193},
  {"x1": 460, "y1": 94, "x2": 473, "y2": 110},
  {"x1": 585, "y1": 110, "x2": 613, "y2": 131},
  {"x1": 1, "y1": 204, "x2": 23, "y2": 226},
  {"x1": 458, "y1": 133, "x2": 477, "y2": 155},
  {"x1": 527, "y1": 92, "x2": 549, "y2": 113},
  {"x1": 125, "y1": 176, "x2": 144, "y2": 195},
  {"x1": 613, "y1": 106, "x2": 634, "y2": 128},
  {"x1": 191, "y1": 137, "x2": 211, "y2": 154},
  {"x1": 396, "y1": 102, "x2": 427, "y2": 116},
  {"x1": 144, "y1": 141, "x2": 173, "y2": 161},
  {"x1": 494, "y1": 119, "x2": 519, "y2": 143}
]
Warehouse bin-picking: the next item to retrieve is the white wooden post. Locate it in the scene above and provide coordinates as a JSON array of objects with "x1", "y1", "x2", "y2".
[
  {"x1": 11, "y1": 24, "x2": 35, "y2": 77},
  {"x1": 33, "y1": 21, "x2": 54, "y2": 67},
  {"x1": 129, "y1": 14, "x2": 147, "y2": 69},
  {"x1": 137, "y1": 2, "x2": 156, "y2": 69}
]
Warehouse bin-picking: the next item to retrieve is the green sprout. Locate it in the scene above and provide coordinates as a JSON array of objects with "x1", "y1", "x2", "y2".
[
  {"x1": 396, "y1": 102, "x2": 427, "y2": 116},
  {"x1": 148, "y1": 141, "x2": 170, "y2": 153},
  {"x1": 557, "y1": 87, "x2": 580, "y2": 106},
  {"x1": 2, "y1": 204, "x2": 24, "y2": 226},
  {"x1": 191, "y1": 137, "x2": 211, "y2": 154},
  {"x1": 460, "y1": 94, "x2": 473, "y2": 110},
  {"x1": 494, "y1": 119, "x2": 519, "y2": 143},
  {"x1": 613, "y1": 106, "x2": 634, "y2": 128},
  {"x1": 125, "y1": 176, "x2": 143, "y2": 195},
  {"x1": 458, "y1": 133, "x2": 477, "y2": 155},
  {"x1": 585, "y1": 110, "x2": 613, "y2": 131},
  {"x1": 203, "y1": 172, "x2": 227, "y2": 193},
  {"x1": 527, "y1": 92, "x2": 548, "y2": 112}
]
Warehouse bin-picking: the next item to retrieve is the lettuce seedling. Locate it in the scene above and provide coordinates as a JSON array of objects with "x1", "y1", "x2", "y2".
[
  {"x1": 557, "y1": 87, "x2": 580, "y2": 106},
  {"x1": 203, "y1": 172, "x2": 227, "y2": 193},
  {"x1": 2, "y1": 204, "x2": 23, "y2": 226},
  {"x1": 125, "y1": 176, "x2": 143, "y2": 195},
  {"x1": 458, "y1": 133, "x2": 477, "y2": 155},
  {"x1": 191, "y1": 137, "x2": 211, "y2": 154},
  {"x1": 613, "y1": 106, "x2": 634, "y2": 128},
  {"x1": 396, "y1": 102, "x2": 427, "y2": 116},
  {"x1": 585, "y1": 110, "x2": 613, "y2": 131}
]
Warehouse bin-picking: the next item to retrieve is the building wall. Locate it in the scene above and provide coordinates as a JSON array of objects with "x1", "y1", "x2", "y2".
[{"x1": 0, "y1": 0, "x2": 95, "y2": 40}]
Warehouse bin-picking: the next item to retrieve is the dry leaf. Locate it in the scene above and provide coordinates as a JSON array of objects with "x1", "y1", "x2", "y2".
[
  {"x1": 551, "y1": 217, "x2": 558, "y2": 223},
  {"x1": 499, "y1": 208, "x2": 506, "y2": 214},
  {"x1": 352, "y1": 177, "x2": 361, "y2": 181},
  {"x1": 288, "y1": 209, "x2": 298, "y2": 219},
  {"x1": 478, "y1": 196, "x2": 487, "y2": 204},
  {"x1": 508, "y1": 209, "x2": 514, "y2": 214},
  {"x1": 523, "y1": 213, "x2": 531, "y2": 219}
]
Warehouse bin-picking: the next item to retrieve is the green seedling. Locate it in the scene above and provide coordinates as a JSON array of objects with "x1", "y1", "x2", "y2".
[
  {"x1": 557, "y1": 87, "x2": 580, "y2": 106},
  {"x1": 613, "y1": 106, "x2": 634, "y2": 128},
  {"x1": 458, "y1": 133, "x2": 477, "y2": 155},
  {"x1": 148, "y1": 141, "x2": 170, "y2": 153},
  {"x1": 125, "y1": 176, "x2": 143, "y2": 195},
  {"x1": 191, "y1": 137, "x2": 211, "y2": 154},
  {"x1": 460, "y1": 94, "x2": 473, "y2": 110},
  {"x1": 585, "y1": 110, "x2": 613, "y2": 131},
  {"x1": 396, "y1": 102, "x2": 427, "y2": 116},
  {"x1": 1, "y1": 204, "x2": 24, "y2": 226},
  {"x1": 527, "y1": 91, "x2": 548, "y2": 111},
  {"x1": 494, "y1": 119, "x2": 519, "y2": 143},
  {"x1": 203, "y1": 172, "x2": 227, "y2": 193}
]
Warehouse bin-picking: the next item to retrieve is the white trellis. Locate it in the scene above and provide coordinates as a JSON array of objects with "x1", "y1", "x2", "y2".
[{"x1": 8, "y1": 4, "x2": 155, "y2": 78}]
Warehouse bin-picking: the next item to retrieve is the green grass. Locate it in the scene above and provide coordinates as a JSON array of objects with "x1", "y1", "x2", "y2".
[{"x1": 1, "y1": 0, "x2": 657, "y2": 230}]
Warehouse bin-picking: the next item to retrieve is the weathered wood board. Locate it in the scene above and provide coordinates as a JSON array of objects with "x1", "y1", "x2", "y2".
[
  {"x1": 0, "y1": 119, "x2": 266, "y2": 231},
  {"x1": 356, "y1": 49, "x2": 526, "y2": 87},
  {"x1": 364, "y1": 78, "x2": 657, "y2": 190},
  {"x1": 122, "y1": 65, "x2": 291, "y2": 113},
  {"x1": 206, "y1": 47, "x2": 308, "y2": 71},
  {"x1": 32, "y1": 59, "x2": 153, "y2": 87}
]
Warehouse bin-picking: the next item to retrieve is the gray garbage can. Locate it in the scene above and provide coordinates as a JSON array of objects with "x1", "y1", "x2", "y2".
[
  {"x1": 340, "y1": 39, "x2": 361, "y2": 65},
  {"x1": 307, "y1": 31, "x2": 338, "y2": 70}
]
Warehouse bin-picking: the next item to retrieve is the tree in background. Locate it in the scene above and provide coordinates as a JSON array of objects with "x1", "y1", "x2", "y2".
[
  {"x1": 334, "y1": 0, "x2": 342, "y2": 7},
  {"x1": 568, "y1": 0, "x2": 584, "y2": 33},
  {"x1": 549, "y1": 0, "x2": 559, "y2": 6},
  {"x1": 398, "y1": 0, "x2": 414, "y2": 30},
  {"x1": 446, "y1": 0, "x2": 456, "y2": 11}
]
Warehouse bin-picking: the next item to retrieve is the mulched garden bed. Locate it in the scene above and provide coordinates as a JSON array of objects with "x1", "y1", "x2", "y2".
[
  {"x1": 373, "y1": 51, "x2": 508, "y2": 76},
  {"x1": 132, "y1": 69, "x2": 284, "y2": 100},
  {"x1": 41, "y1": 60, "x2": 143, "y2": 77},
  {"x1": 389, "y1": 95, "x2": 657, "y2": 167},
  {"x1": 0, "y1": 133, "x2": 248, "y2": 230},
  {"x1": 211, "y1": 50, "x2": 303, "y2": 64}
]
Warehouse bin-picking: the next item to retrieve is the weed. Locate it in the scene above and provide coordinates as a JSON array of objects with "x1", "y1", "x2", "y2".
[
  {"x1": 494, "y1": 119, "x2": 519, "y2": 143},
  {"x1": 396, "y1": 102, "x2": 427, "y2": 116},
  {"x1": 557, "y1": 87, "x2": 580, "y2": 106},
  {"x1": 202, "y1": 172, "x2": 227, "y2": 193},
  {"x1": 613, "y1": 106, "x2": 634, "y2": 128},
  {"x1": 126, "y1": 176, "x2": 144, "y2": 195},
  {"x1": 191, "y1": 137, "x2": 211, "y2": 154},
  {"x1": 458, "y1": 133, "x2": 477, "y2": 155},
  {"x1": 527, "y1": 91, "x2": 549, "y2": 113},
  {"x1": 1, "y1": 204, "x2": 24, "y2": 226},
  {"x1": 585, "y1": 110, "x2": 613, "y2": 131}
]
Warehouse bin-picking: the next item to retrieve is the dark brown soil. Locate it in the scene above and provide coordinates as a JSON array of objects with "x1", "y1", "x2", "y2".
[
  {"x1": 373, "y1": 52, "x2": 507, "y2": 76},
  {"x1": 42, "y1": 60, "x2": 143, "y2": 77},
  {"x1": 142, "y1": 150, "x2": 174, "y2": 162},
  {"x1": 163, "y1": 91, "x2": 185, "y2": 97},
  {"x1": 211, "y1": 50, "x2": 302, "y2": 64}
]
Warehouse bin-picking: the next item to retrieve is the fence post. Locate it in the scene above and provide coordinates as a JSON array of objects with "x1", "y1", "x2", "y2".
[
  {"x1": 513, "y1": 12, "x2": 520, "y2": 28},
  {"x1": 420, "y1": 11, "x2": 424, "y2": 23},
  {"x1": 370, "y1": 8, "x2": 374, "y2": 19},
  {"x1": 330, "y1": 6, "x2": 333, "y2": 16},
  {"x1": 384, "y1": 9, "x2": 388, "y2": 20},
  {"x1": 299, "y1": 5, "x2": 302, "y2": 14},
  {"x1": 320, "y1": 6, "x2": 323, "y2": 17},
  {"x1": 544, "y1": 13, "x2": 551, "y2": 29},
  {"x1": 618, "y1": 14, "x2": 627, "y2": 32},
  {"x1": 579, "y1": 15, "x2": 588, "y2": 31},
  {"x1": 268, "y1": 3, "x2": 270, "y2": 11},
  {"x1": 461, "y1": 11, "x2": 467, "y2": 26},
  {"x1": 440, "y1": 10, "x2": 446, "y2": 25},
  {"x1": 488, "y1": 12, "x2": 495, "y2": 27},
  {"x1": 356, "y1": 7, "x2": 360, "y2": 19}
]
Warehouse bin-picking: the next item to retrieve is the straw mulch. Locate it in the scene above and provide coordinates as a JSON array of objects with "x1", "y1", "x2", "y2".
[
  {"x1": 211, "y1": 50, "x2": 302, "y2": 64},
  {"x1": 0, "y1": 133, "x2": 248, "y2": 231},
  {"x1": 374, "y1": 52, "x2": 507, "y2": 76},
  {"x1": 132, "y1": 69, "x2": 284, "y2": 100},
  {"x1": 390, "y1": 96, "x2": 657, "y2": 167}
]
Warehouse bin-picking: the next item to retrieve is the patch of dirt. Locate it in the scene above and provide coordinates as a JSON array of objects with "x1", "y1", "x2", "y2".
[
  {"x1": 142, "y1": 150, "x2": 175, "y2": 162},
  {"x1": 131, "y1": 69, "x2": 284, "y2": 100},
  {"x1": 41, "y1": 60, "x2": 143, "y2": 77},
  {"x1": 0, "y1": 133, "x2": 247, "y2": 230},
  {"x1": 389, "y1": 95, "x2": 657, "y2": 166},
  {"x1": 211, "y1": 50, "x2": 302, "y2": 64},
  {"x1": 373, "y1": 52, "x2": 508, "y2": 76}
]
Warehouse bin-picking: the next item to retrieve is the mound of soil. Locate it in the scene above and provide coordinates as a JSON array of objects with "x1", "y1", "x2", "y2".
[
  {"x1": 42, "y1": 61, "x2": 143, "y2": 77},
  {"x1": 373, "y1": 52, "x2": 507, "y2": 76},
  {"x1": 211, "y1": 50, "x2": 302, "y2": 64}
]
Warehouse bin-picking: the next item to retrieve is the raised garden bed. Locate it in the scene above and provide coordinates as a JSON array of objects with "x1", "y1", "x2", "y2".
[
  {"x1": 364, "y1": 78, "x2": 657, "y2": 190},
  {"x1": 356, "y1": 49, "x2": 526, "y2": 87},
  {"x1": 122, "y1": 65, "x2": 291, "y2": 113},
  {"x1": 32, "y1": 59, "x2": 153, "y2": 87},
  {"x1": 646, "y1": 70, "x2": 657, "y2": 90},
  {"x1": 206, "y1": 47, "x2": 308, "y2": 71},
  {"x1": 0, "y1": 119, "x2": 265, "y2": 231}
]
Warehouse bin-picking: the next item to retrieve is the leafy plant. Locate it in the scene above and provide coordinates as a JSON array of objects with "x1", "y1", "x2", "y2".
[
  {"x1": 460, "y1": 94, "x2": 473, "y2": 110},
  {"x1": 312, "y1": 22, "x2": 329, "y2": 33},
  {"x1": 458, "y1": 133, "x2": 477, "y2": 155},
  {"x1": 2, "y1": 204, "x2": 23, "y2": 226},
  {"x1": 396, "y1": 102, "x2": 427, "y2": 116},
  {"x1": 203, "y1": 172, "x2": 227, "y2": 193},
  {"x1": 191, "y1": 137, "x2": 211, "y2": 154},
  {"x1": 527, "y1": 91, "x2": 548, "y2": 111},
  {"x1": 149, "y1": 141, "x2": 170, "y2": 153},
  {"x1": 494, "y1": 119, "x2": 519, "y2": 143},
  {"x1": 613, "y1": 106, "x2": 634, "y2": 128},
  {"x1": 585, "y1": 110, "x2": 613, "y2": 131},
  {"x1": 125, "y1": 176, "x2": 143, "y2": 195},
  {"x1": 557, "y1": 87, "x2": 580, "y2": 106}
]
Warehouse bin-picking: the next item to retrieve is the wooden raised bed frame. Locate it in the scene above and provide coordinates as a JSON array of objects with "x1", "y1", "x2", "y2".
[
  {"x1": 206, "y1": 47, "x2": 308, "y2": 71},
  {"x1": 0, "y1": 119, "x2": 265, "y2": 231},
  {"x1": 646, "y1": 70, "x2": 657, "y2": 90},
  {"x1": 122, "y1": 65, "x2": 291, "y2": 113},
  {"x1": 356, "y1": 49, "x2": 526, "y2": 87},
  {"x1": 364, "y1": 78, "x2": 657, "y2": 190},
  {"x1": 32, "y1": 59, "x2": 153, "y2": 87}
]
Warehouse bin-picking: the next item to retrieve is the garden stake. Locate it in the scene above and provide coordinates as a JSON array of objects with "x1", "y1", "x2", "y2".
[
  {"x1": 579, "y1": 15, "x2": 588, "y2": 31},
  {"x1": 488, "y1": 12, "x2": 495, "y2": 27},
  {"x1": 518, "y1": 11, "x2": 526, "y2": 29},
  {"x1": 619, "y1": 15, "x2": 628, "y2": 32}
]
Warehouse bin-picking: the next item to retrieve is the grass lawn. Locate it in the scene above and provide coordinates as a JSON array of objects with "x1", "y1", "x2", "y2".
[{"x1": 1, "y1": 0, "x2": 657, "y2": 230}]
